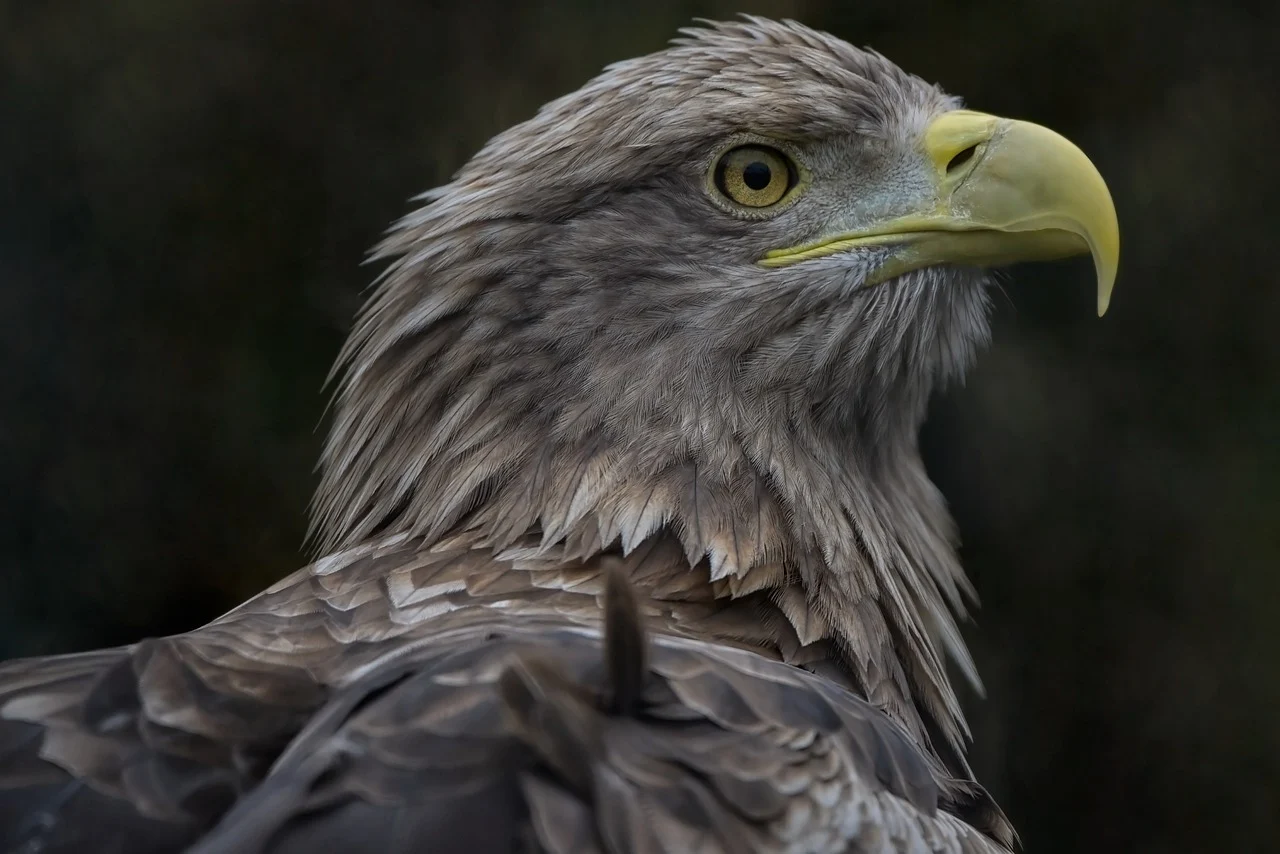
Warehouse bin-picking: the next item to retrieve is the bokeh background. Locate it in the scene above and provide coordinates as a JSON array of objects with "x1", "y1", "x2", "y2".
[{"x1": 2, "y1": 1, "x2": 1277, "y2": 851}]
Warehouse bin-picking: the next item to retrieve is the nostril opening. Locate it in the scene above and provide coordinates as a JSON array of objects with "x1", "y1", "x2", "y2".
[{"x1": 946, "y1": 145, "x2": 978, "y2": 173}]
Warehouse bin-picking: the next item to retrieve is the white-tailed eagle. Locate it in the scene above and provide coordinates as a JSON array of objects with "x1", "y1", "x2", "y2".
[{"x1": 0, "y1": 18, "x2": 1118, "y2": 854}]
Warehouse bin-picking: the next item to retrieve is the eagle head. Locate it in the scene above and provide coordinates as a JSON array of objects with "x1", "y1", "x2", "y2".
[{"x1": 313, "y1": 17, "x2": 1118, "y2": 759}]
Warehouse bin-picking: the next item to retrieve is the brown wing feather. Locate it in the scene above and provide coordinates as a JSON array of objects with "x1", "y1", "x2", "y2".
[
  {"x1": 0, "y1": 642, "x2": 312, "y2": 854},
  {"x1": 2, "y1": 539, "x2": 1011, "y2": 854}
]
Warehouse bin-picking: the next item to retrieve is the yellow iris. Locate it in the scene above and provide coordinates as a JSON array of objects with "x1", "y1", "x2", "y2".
[{"x1": 714, "y1": 145, "x2": 794, "y2": 208}]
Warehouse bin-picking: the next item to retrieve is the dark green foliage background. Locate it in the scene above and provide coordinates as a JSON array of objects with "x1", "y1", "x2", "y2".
[{"x1": 2, "y1": 1, "x2": 1277, "y2": 850}]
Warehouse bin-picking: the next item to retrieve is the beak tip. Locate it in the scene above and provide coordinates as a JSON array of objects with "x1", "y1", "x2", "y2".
[
  {"x1": 1095, "y1": 254, "x2": 1118, "y2": 317},
  {"x1": 1097, "y1": 277, "x2": 1114, "y2": 317}
]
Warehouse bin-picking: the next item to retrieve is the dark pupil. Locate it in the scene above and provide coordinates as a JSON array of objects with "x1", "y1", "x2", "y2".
[{"x1": 742, "y1": 161, "x2": 772, "y2": 191}]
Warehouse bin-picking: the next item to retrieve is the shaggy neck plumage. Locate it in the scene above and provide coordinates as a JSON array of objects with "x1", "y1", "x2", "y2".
[{"x1": 312, "y1": 201, "x2": 992, "y2": 761}]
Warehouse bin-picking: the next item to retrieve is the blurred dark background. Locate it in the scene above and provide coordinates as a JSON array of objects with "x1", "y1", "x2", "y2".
[{"x1": 2, "y1": 0, "x2": 1277, "y2": 851}]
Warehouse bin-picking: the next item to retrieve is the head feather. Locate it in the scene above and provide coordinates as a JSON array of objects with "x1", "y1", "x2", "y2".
[{"x1": 312, "y1": 18, "x2": 991, "y2": 767}]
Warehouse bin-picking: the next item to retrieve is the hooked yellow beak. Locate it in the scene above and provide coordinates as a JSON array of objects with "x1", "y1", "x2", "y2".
[{"x1": 760, "y1": 110, "x2": 1120, "y2": 316}]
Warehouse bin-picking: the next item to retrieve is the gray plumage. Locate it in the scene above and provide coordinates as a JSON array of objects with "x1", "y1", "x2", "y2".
[{"x1": 0, "y1": 16, "x2": 1112, "y2": 853}]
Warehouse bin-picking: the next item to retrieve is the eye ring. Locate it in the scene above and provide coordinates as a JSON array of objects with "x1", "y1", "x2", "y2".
[{"x1": 711, "y1": 144, "x2": 799, "y2": 210}]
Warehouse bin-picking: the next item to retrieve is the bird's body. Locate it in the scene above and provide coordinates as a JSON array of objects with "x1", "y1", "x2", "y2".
[
  {"x1": 1, "y1": 534, "x2": 1009, "y2": 853},
  {"x1": 0, "y1": 18, "x2": 1117, "y2": 853}
]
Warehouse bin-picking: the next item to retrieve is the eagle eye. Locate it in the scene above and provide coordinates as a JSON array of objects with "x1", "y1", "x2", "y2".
[{"x1": 713, "y1": 145, "x2": 797, "y2": 209}]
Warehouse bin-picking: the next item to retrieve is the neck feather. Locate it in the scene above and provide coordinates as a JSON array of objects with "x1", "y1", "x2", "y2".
[{"x1": 314, "y1": 210, "x2": 992, "y2": 762}]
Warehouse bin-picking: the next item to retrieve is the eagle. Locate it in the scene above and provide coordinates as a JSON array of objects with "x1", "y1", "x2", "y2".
[{"x1": 0, "y1": 18, "x2": 1118, "y2": 854}]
